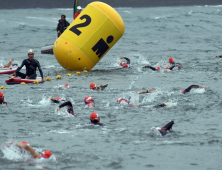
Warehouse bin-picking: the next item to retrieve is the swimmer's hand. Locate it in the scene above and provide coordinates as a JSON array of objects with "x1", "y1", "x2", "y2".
[
  {"x1": 57, "y1": 107, "x2": 60, "y2": 112},
  {"x1": 215, "y1": 56, "x2": 220, "y2": 58},
  {"x1": 120, "y1": 57, "x2": 125, "y2": 59},
  {"x1": 25, "y1": 76, "x2": 30, "y2": 79},
  {"x1": 50, "y1": 96, "x2": 53, "y2": 101}
]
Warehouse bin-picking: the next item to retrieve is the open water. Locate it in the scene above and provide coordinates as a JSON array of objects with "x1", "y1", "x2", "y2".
[{"x1": 0, "y1": 5, "x2": 222, "y2": 170}]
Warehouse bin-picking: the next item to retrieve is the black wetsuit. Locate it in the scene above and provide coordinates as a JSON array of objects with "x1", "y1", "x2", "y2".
[
  {"x1": 57, "y1": 101, "x2": 74, "y2": 115},
  {"x1": 182, "y1": 85, "x2": 200, "y2": 94},
  {"x1": 95, "y1": 84, "x2": 108, "y2": 91},
  {"x1": 91, "y1": 120, "x2": 104, "y2": 126},
  {"x1": 57, "y1": 19, "x2": 70, "y2": 37},
  {"x1": 154, "y1": 103, "x2": 167, "y2": 108},
  {"x1": 16, "y1": 59, "x2": 43, "y2": 79},
  {"x1": 157, "y1": 120, "x2": 174, "y2": 136},
  {"x1": 124, "y1": 57, "x2": 130, "y2": 64},
  {"x1": 216, "y1": 56, "x2": 222, "y2": 58},
  {"x1": 0, "y1": 100, "x2": 7, "y2": 105},
  {"x1": 143, "y1": 66, "x2": 158, "y2": 71}
]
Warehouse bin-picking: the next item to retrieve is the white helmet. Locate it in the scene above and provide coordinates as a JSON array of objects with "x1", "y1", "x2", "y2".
[
  {"x1": 28, "y1": 49, "x2": 34, "y2": 54},
  {"x1": 77, "y1": 6, "x2": 82, "y2": 10}
]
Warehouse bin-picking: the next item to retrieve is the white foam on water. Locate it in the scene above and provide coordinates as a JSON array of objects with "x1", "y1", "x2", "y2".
[
  {"x1": 166, "y1": 99, "x2": 178, "y2": 108},
  {"x1": 141, "y1": 89, "x2": 162, "y2": 104},
  {"x1": 54, "y1": 107, "x2": 73, "y2": 117},
  {"x1": 191, "y1": 88, "x2": 206, "y2": 94},
  {"x1": 38, "y1": 95, "x2": 51, "y2": 106},
  {"x1": 1, "y1": 143, "x2": 31, "y2": 162}
]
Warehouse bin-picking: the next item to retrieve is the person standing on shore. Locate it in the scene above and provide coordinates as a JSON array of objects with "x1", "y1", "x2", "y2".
[
  {"x1": 74, "y1": 6, "x2": 82, "y2": 19},
  {"x1": 57, "y1": 15, "x2": 70, "y2": 37}
]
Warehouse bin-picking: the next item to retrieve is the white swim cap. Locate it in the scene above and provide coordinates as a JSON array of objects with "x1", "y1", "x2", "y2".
[
  {"x1": 28, "y1": 49, "x2": 34, "y2": 54},
  {"x1": 77, "y1": 6, "x2": 82, "y2": 10}
]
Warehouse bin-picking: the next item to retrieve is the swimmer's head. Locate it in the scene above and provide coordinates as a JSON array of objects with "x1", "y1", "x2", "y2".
[
  {"x1": 0, "y1": 91, "x2": 4, "y2": 101},
  {"x1": 165, "y1": 66, "x2": 169, "y2": 69},
  {"x1": 156, "y1": 66, "x2": 160, "y2": 71},
  {"x1": 21, "y1": 141, "x2": 29, "y2": 146},
  {"x1": 122, "y1": 63, "x2": 128, "y2": 68},
  {"x1": 169, "y1": 57, "x2": 175, "y2": 64},
  {"x1": 120, "y1": 62, "x2": 124, "y2": 66},
  {"x1": 90, "y1": 83, "x2": 97, "y2": 90},
  {"x1": 180, "y1": 89, "x2": 185, "y2": 93},
  {"x1": 55, "y1": 97, "x2": 65, "y2": 101},
  {"x1": 41, "y1": 150, "x2": 52, "y2": 159},
  {"x1": 84, "y1": 96, "x2": 94, "y2": 105},
  {"x1": 90, "y1": 112, "x2": 100, "y2": 123}
]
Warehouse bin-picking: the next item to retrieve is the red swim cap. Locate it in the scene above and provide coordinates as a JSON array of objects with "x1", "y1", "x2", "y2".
[
  {"x1": 156, "y1": 66, "x2": 160, "y2": 71},
  {"x1": 84, "y1": 96, "x2": 94, "y2": 104},
  {"x1": 21, "y1": 141, "x2": 29, "y2": 146},
  {"x1": 64, "y1": 84, "x2": 69, "y2": 88},
  {"x1": 90, "y1": 83, "x2": 96, "y2": 89},
  {"x1": 180, "y1": 89, "x2": 185, "y2": 93},
  {"x1": 55, "y1": 97, "x2": 62, "y2": 101},
  {"x1": 41, "y1": 150, "x2": 52, "y2": 159},
  {"x1": 120, "y1": 62, "x2": 124, "y2": 66},
  {"x1": 122, "y1": 63, "x2": 128, "y2": 68},
  {"x1": 169, "y1": 57, "x2": 174, "y2": 64},
  {"x1": 90, "y1": 112, "x2": 100, "y2": 122},
  {"x1": 165, "y1": 66, "x2": 169, "y2": 69},
  {"x1": 0, "y1": 92, "x2": 4, "y2": 100}
]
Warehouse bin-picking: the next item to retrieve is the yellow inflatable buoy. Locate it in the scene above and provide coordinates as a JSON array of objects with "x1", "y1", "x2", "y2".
[
  {"x1": 53, "y1": 2, "x2": 125, "y2": 71},
  {"x1": 56, "y1": 75, "x2": 62, "y2": 79},
  {"x1": 45, "y1": 77, "x2": 51, "y2": 81},
  {"x1": 67, "y1": 73, "x2": 72, "y2": 77},
  {"x1": 0, "y1": 86, "x2": 6, "y2": 89},
  {"x1": 33, "y1": 80, "x2": 39, "y2": 84},
  {"x1": 21, "y1": 82, "x2": 26, "y2": 85},
  {"x1": 76, "y1": 72, "x2": 81, "y2": 75},
  {"x1": 83, "y1": 70, "x2": 88, "y2": 73}
]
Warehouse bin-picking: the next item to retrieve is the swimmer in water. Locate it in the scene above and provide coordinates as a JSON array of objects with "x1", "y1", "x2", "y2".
[
  {"x1": 215, "y1": 55, "x2": 222, "y2": 58},
  {"x1": 167, "y1": 57, "x2": 183, "y2": 70},
  {"x1": 120, "y1": 57, "x2": 132, "y2": 68},
  {"x1": 50, "y1": 96, "x2": 74, "y2": 115},
  {"x1": 181, "y1": 85, "x2": 206, "y2": 94},
  {"x1": 84, "y1": 96, "x2": 95, "y2": 108},
  {"x1": 4, "y1": 142, "x2": 52, "y2": 160},
  {"x1": 0, "y1": 92, "x2": 7, "y2": 105},
  {"x1": 90, "y1": 83, "x2": 108, "y2": 91},
  {"x1": 154, "y1": 120, "x2": 174, "y2": 136},
  {"x1": 153, "y1": 102, "x2": 168, "y2": 108},
  {"x1": 90, "y1": 112, "x2": 104, "y2": 126},
  {"x1": 117, "y1": 97, "x2": 131, "y2": 105},
  {"x1": 136, "y1": 88, "x2": 156, "y2": 94}
]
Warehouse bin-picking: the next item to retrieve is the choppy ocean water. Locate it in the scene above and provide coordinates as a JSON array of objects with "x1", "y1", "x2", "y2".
[{"x1": 0, "y1": 5, "x2": 222, "y2": 170}]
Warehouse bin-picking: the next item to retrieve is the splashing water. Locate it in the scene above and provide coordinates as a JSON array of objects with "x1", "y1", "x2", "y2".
[{"x1": 1, "y1": 143, "x2": 32, "y2": 162}]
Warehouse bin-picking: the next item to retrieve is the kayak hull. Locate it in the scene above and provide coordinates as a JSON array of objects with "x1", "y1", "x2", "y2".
[
  {"x1": 0, "y1": 67, "x2": 17, "y2": 75},
  {"x1": 5, "y1": 77, "x2": 43, "y2": 85}
]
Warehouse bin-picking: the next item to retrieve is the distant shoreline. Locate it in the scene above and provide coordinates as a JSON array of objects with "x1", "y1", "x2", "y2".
[{"x1": 0, "y1": 0, "x2": 222, "y2": 9}]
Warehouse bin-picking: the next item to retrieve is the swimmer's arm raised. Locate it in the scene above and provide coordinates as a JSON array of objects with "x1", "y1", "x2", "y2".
[
  {"x1": 16, "y1": 143, "x2": 41, "y2": 159},
  {"x1": 99, "y1": 84, "x2": 108, "y2": 91},
  {"x1": 120, "y1": 57, "x2": 130, "y2": 64}
]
